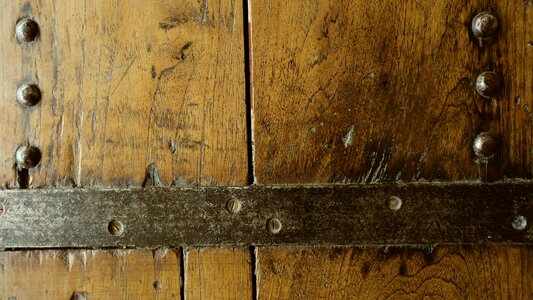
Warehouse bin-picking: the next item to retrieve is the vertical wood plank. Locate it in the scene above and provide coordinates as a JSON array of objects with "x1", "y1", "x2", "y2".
[
  {"x1": 0, "y1": 249, "x2": 182, "y2": 299},
  {"x1": 0, "y1": 0, "x2": 247, "y2": 188},
  {"x1": 251, "y1": 0, "x2": 532, "y2": 183},
  {"x1": 186, "y1": 248, "x2": 253, "y2": 300},
  {"x1": 257, "y1": 246, "x2": 533, "y2": 299}
]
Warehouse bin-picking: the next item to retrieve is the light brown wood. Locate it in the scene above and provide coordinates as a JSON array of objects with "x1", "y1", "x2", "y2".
[
  {"x1": 186, "y1": 248, "x2": 254, "y2": 300},
  {"x1": 0, "y1": 249, "x2": 181, "y2": 299},
  {"x1": 257, "y1": 246, "x2": 533, "y2": 299},
  {"x1": 0, "y1": 0, "x2": 247, "y2": 188},
  {"x1": 251, "y1": 0, "x2": 533, "y2": 183}
]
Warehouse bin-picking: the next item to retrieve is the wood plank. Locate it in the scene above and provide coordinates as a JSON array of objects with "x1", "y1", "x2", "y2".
[
  {"x1": 0, "y1": 0, "x2": 247, "y2": 188},
  {"x1": 252, "y1": 0, "x2": 533, "y2": 183},
  {"x1": 0, "y1": 249, "x2": 182, "y2": 299},
  {"x1": 185, "y1": 248, "x2": 253, "y2": 300},
  {"x1": 257, "y1": 246, "x2": 533, "y2": 299}
]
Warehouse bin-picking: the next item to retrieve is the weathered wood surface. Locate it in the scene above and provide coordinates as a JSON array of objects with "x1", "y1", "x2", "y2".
[
  {"x1": 0, "y1": 249, "x2": 182, "y2": 299},
  {"x1": 0, "y1": 0, "x2": 247, "y2": 188},
  {"x1": 252, "y1": 0, "x2": 533, "y2": 183},
  {"x1": 257, "y1": 246, "x2": 533, "y2": 299},
  {"x1": 186, "y1": 248, "x2": 253, "y2": 299}
]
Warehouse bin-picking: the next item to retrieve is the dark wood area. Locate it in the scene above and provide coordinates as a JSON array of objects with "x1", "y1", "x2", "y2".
[{"x1": 252, "y1": 0, "x2": 532, "y2": 183}]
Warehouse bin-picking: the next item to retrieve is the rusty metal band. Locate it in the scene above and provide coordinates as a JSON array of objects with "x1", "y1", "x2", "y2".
[{"x1": 0, "y1": 183, "x2": 532, "y2": 249}]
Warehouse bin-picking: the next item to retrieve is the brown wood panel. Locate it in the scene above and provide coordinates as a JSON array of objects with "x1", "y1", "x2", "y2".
[
  {"x1": 257, "y1": 246, "x2": 533, "y2": 299},
  {"x1": 185, "y1": 248, "x2": 254, "y2": 300},
  {"x1": 0, "y1": 0, "x2": 247, "y2": 188},
  {"x1": 252, "y1": 0, "x2": 533, "y2": 183},
  {"x1": 0, "y1": 249, "x2": 181, "y2": 299}
]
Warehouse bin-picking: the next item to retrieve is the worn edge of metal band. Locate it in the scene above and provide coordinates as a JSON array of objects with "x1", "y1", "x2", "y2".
[{"x1": 0, "y1": 183, "x2": 531, "y2": 249}]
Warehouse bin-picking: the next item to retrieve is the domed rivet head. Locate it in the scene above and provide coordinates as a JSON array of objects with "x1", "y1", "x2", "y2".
[
  {"x1": 475, "y1": 71, "x2": 501, "y2": 99},
  {"x1": 511, "y1": 215, "x2": 527, "y2": 231},
  {"x1": 387, "y1": 196, "x2": 402, "y2": 211},
  {"x1": 108, "y1": 219, "x2": 124, "y2": 236},
  {"x1": 16, "y1": 84, "x2": 42, "y2": 107},
  {"x1": 15, "y1": 18, "x2": 40, "y2": 43},
  {"x1": 267, "y1": 218, "x2": 282, "y2": 235},
  {"x1": 473, "y1": 132, "x2": 497, "y2": 159},
  {"x1": 15, "y1": 145, "x2": 42, "y2": 168},
  {"x1": 472, "y1": 11, "x2": 499, "y2": 39},
  {"x1": 226, "y1": 198, "x2": 242, "y2": 214}
]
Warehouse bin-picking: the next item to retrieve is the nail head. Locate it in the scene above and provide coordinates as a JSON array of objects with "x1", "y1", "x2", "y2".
[
  {"x1": 472, "y1": 11, "x2": 499, "y2": 39},
  {"x1": 17, "y1": 83, "x2": 42, "y2": 107},
  {"x1": 475, "y1": 71, "x2": 501, "y2": 99},
  {"x1": 512, "y1": 215, "x2": 527, "y2": 231},
  {"x1": 267, "y1": 218, "x2": 282, "y2": 235},
  {"x1": 15, "y1": 145, "x2": 42, "y2": 168},
  {"x1": 473, "y1": 132, "x2": 497, "y2": 159},
  {"x1": 16, "y1": 18, "x2": 40, "y2": 43},
  {"x1": 226, "y1": 198, "x2": 242, "y2": 214},
  {"x1": 108, "y1": 219, "x2": 124, "y2": 236},
  {"x1": 388, "y1": 196, "x2": 402, "y2": 211}
]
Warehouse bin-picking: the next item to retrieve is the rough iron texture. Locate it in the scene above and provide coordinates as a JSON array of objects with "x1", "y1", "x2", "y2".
[{"x1": 0, "y1": 183, "x2": 531, "y2": 248}]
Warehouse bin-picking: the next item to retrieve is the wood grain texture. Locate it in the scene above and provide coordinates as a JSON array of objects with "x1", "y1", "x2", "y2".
[
  {"x1": 185, "y1": 248, "x2": 253, "y2": 300},
  {"x1": 0, "y1": 249, "x2": 181, "y2": 299},
  {"x1": 0, "y1": 0, "x2": 247, "y2": 188},
  {"x1": 252, "y1": 0, "x2": 533, "y2": 183},
  {"x1": 257, "y1": 246, "x2": 533, "y2": 299}
]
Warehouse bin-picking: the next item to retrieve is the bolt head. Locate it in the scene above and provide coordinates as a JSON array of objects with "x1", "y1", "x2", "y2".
[
  {"x1": 15, "y1": 145, "x2": 42, "y2": 168},
  {"x1": 473, "y1": 132, "x2": 497, "y2": 159},
  {"x1": 512, "y1": 215, "x2": 527, "y2": 231},
  {"x1": 16, "y1": 18, "x2": 40, "y2": 43},
  {"x1": 475, "y1": 71, "x2": 501, "y2": 99},
  {"x1": 472, "y1": 11, "x2": 499, "y2": 39},
  {"x1": 267, "y1": 218, "x2": 282, "y2": 235},
  {"x1": 226, "y1": 198, "x2": 242, "y2": 214},
  {"x1": 17, "y1": 83, "x2": 42, "y2": 107},
  {"x1": 108, "y1": 219, "x2": 124, "y2": 236},
  {"x1": 387, "y1": 196, "x2": 402, "y2": 211}
]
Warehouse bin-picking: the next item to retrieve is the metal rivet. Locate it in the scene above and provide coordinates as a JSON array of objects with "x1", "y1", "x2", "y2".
[
  {"x1": 475, "y1": 71, "x2": 501, "y2": 99},
  {"x1": 473, "y1": 132, "x2": 497, "y2": 159},
  {"x1": 153, "y1": 281, "x2": 163, "y2": 290},
  {"x1": 16, "y1": 83, "x2": 42, "y2": 107},
  {"x1": 512, "y1": 215, "x2": 527, "y2": 231},
  {"x1": 16, "y1": 18, "x2": 40, "y2": 43},
  {"x1": 267, "y1": 218, "x2": 282, "y2": 234},
  {"x1": 472, "y1": 11, "x2": 499, "y2": 39},
  {"x1": 15, "y1": 145, "x2": 42, "y2": 168},
  {"x1": 226, "y1": 198, "x2": 242, "y2": 214},
  {"x1": 388, "y1": 196, "x2": 402, "y2": 211},
  {"x1": 0, "y1": 203, "x2": 5, "y2": 218},
  {"x1": 108, "y1": 219, "x2": 124, "y2": 236},
  {"x1": 70, "y1": 291, "x2": 89, "y2": 300}
]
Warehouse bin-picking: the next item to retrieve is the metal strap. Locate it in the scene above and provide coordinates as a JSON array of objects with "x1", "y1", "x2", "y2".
[{"x1": 0, "y1": 183, "x2": 531, "y2": 248}]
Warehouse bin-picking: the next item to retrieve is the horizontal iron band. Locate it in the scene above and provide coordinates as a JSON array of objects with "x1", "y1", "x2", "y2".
[{"x1": 0, "y1": 183, "x2": 532, "y2": 248}]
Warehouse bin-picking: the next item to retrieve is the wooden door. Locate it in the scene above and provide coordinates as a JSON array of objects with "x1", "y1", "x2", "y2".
[{"x1": 0, "y1": 0, "x2": 532, "y2": 299}]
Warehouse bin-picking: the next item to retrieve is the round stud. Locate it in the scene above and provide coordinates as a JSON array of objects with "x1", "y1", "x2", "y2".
[
  {"x1": 475, "y1": 71, "x2": 501, "y2": 99},
  {"x1": 387, "y1": 196, "x2": 402, "y2": 211},
  {"x1": 473, "y1": 132, "x2": 497, "y2": 159},
  {"x1": 15, "y1": 145, "x2": 42, "y2": 168},
  {"x1": 16, "y1": 83, "x2": 42, "y2": 107},
  {"x1": 472, "y1": 11, "x2": 499, "y2": 39},
  {"x1": 226, "y1": 198, "x2": 242, "y2": 214},
  {"x1": 511, "y1": 215, "x2": 527, "y2": 231},
  {"x1": 108, "y1": 219, "x2": 124, "y2": 236},
  {"x1": 267, "y1": 218, "x2": 282, "y2": 235},
  {"x1": 15, "y1": 18, "x2": 40, "y2": 43}
]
